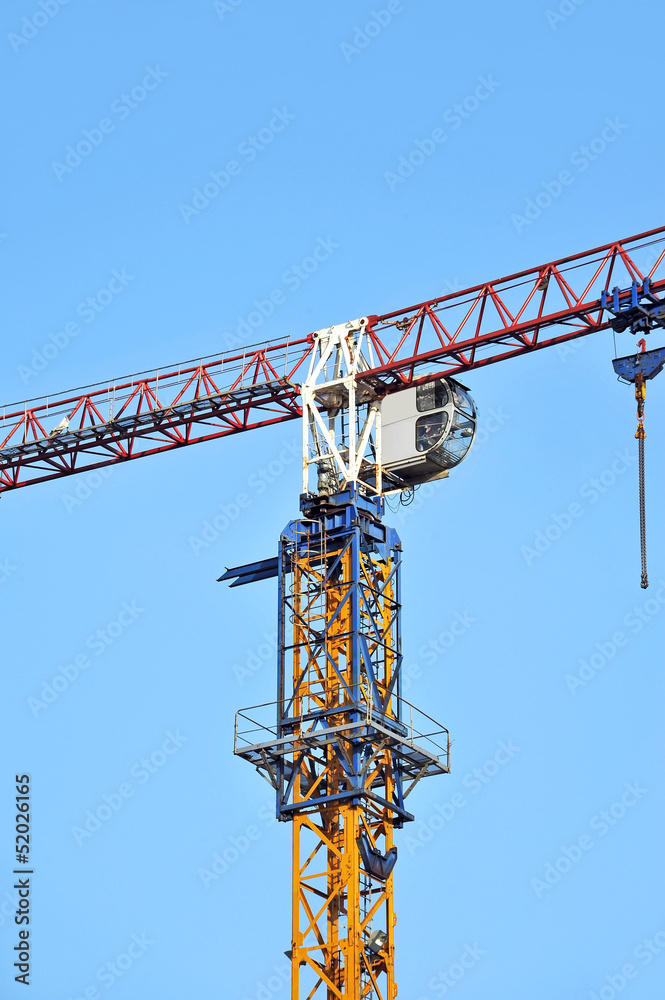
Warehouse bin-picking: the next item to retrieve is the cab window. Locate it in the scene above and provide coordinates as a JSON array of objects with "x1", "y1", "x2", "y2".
[
  {"x1": 438, "y1": 411, "x2": 475, "y2": 465},
  {"x1": 451, "y1": 384, "x2": 474, "y2": 415},
  {"x1": 415, "y1": 412, "x2": 448, "y2": 452},
  {"x1": 416, "y1": 381, "x2": 449, "y2": 412}
]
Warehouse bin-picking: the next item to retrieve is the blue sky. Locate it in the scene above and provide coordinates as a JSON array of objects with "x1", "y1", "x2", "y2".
[{"x1": 1, "y1": 1, "x2": 664, "y2": 998}]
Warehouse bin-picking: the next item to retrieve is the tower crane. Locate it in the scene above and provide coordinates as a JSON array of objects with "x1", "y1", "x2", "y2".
[{"x1": 2, "y1": 227, "x2": 664, "y2": 999}]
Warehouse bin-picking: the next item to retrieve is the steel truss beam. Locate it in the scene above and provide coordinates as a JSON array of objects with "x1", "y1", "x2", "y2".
[
  {"x1": 2, "y1": 227, "x2": 665, "y2": 493},
  {"x1": 363, "y1": 226, "x2": 665, "y2": 386},
  {"x1": 0, "y1": 344, "x2": 310, "y2": 492},
  {"x1": 234, "y1": 490, "x2": 449, "y2": 998}
]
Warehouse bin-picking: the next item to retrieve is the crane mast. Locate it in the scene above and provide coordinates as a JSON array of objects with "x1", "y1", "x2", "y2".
[
  {"x1": 230, "y1": 321, "x2": 451, "y2": 997},
  {"x1": 279, "y1": 490, "x2": 407, "y2": 998}
]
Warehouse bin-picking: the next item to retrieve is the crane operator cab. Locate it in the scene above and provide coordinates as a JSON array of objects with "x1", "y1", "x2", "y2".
[{"x1": 380, "y1": 377, "x2": 477, "y2": 489}]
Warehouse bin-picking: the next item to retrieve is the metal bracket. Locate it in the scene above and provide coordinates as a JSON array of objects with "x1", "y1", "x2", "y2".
[
  {"x1": 601, "y1": 278, "x2": 665, "y2": 335},
  {"x1": 358, "y1": 834, "x2": 398, "y2": 881},
  {"x1": 217, "y1": 557, "x2": 280, "y2": 587},
  {"x1": 612, "y1": 346, "x2": 665, "y2": 384}
]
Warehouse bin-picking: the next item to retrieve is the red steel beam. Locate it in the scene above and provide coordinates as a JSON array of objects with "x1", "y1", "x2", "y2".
[
  {"x1": 363, "y1": 225, "x2": 665, "y2": 385},
  {"x1": 2, "y1": 226, "x2": 664, "y2": 493},
  {"x1": 0, "y1": 341, "x2": 312, "y2": 492}
]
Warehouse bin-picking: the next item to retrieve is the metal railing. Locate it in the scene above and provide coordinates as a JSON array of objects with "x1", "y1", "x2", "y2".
[{"x1": 234, "y1": 689, "x2": 449, "y2": 766}]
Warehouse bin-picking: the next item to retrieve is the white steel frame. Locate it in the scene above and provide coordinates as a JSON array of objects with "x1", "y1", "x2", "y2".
[{"x1": 301, "y1": 318, "x2": 382, "y2": 496}]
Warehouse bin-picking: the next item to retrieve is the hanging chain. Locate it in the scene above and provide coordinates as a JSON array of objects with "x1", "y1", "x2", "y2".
[
  {"x1": 638, "y1": 432, "x2": 648, "y2": 588},
  {"x1": 634, "y1": 374, "x2": 649, "y2": 589}
]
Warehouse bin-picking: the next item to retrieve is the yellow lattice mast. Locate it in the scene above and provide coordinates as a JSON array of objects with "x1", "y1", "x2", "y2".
[{"x1": 288, "y1": 535, "x2": 398, "y2": 997}]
